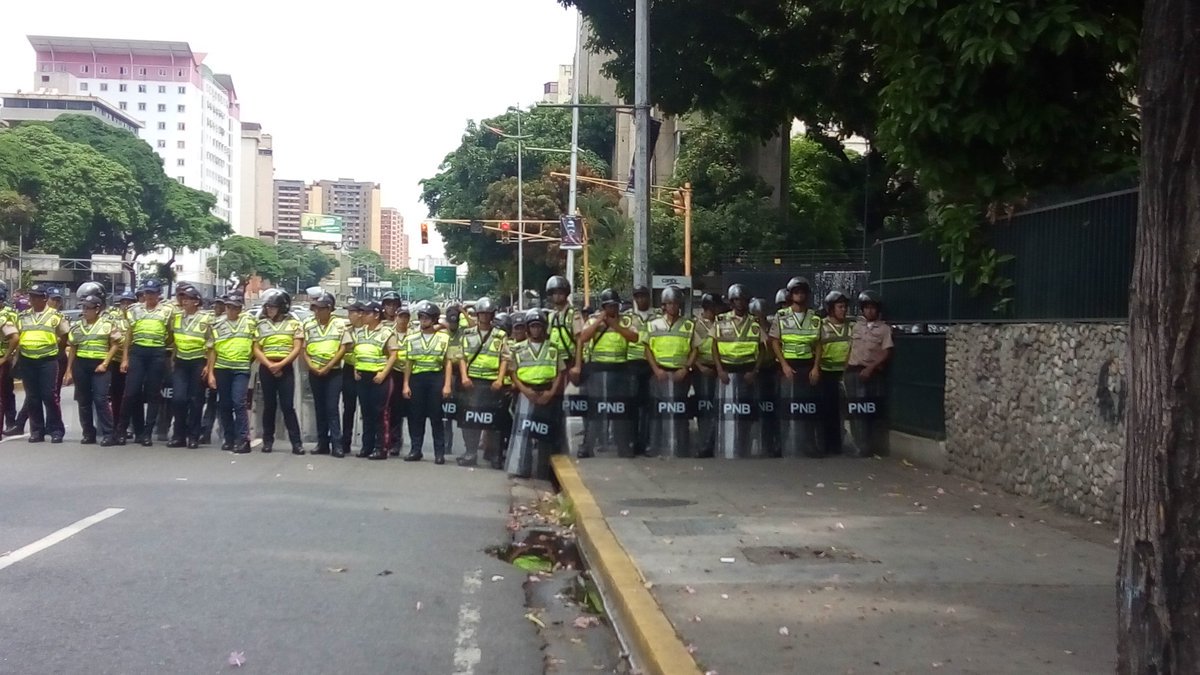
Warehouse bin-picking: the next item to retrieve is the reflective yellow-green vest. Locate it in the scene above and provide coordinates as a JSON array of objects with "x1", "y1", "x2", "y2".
[
  {"x1": 128, "y1": 304, "x2": 172, "y2": 348},
  {"x1": 623, "y1": 309, "x2": 660, "y2": 361},
  {"x1": 648, "y1": 316, "x2": 694, "y2": 370},
  {"x1": 548, "y1": 307, "x2": 577, "y2": 361},
  {"x1": 512, "y1": 340, "x2": 559, "y2": 386},
  {"x1": 588, "y1": 316, "x2": 631, "y2": 364},
  {"x1": 461, "y1": 327, "x2": 507, "y2": 380},
  {"x1": 714, "y1": 312, "x2": 760, "y2": 366},
  {"x1": 18, "y1": 308, "x2": 62, "y2": 358},
  {"x1": 0, "y1": 306, "x2": 18, "y2": 330},
  {"x1": 776, "y1": 308, "x2": 821, "y2": 361},
  {"x1": 342, "y1": 319, "x2": 359, "y2": 367},
  {"x1": 304, "y1": 317, "x2": 347, "y2": 369},
  {"x1": 103, "y1": 307, "x2": 127, "y2": 359},
  {"x1": 392, "y1": 322, "x2": 418, "y2": 372},
  {"x1": 70, "y1": 318, "x2": 114, "y2": 361},
  {"x1": 695, "y1": 317, "x2": 716, "y2": 366},
  {"x1": 212, "y1": 314, "x2": 256, "y2": 371},
  {"x1": 819, "y1": 320, "x2": 851, "y2": 372},
  {"x1": 257, "y1": 316, "x2": 301, "y2": 360},
  {"x1": 353, "y1": 325, "x2": 395, "y2": 373},
  {"x1": 405, "y1": 330, "x2": 450, "y2": 374},
  {"x1": 172, "y1": 311, "x2": 212, "y2": 361}
]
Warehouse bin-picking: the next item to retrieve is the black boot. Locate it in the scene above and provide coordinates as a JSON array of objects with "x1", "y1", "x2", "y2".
[
  {"x1": 261, "y1": 443, "x2": 273, "y2": 453},
  {"x1": 81, "y1": 435, "x2": 97, "y2": 445},
  {"x1": 291, "y1": 444, "x2": 305, "y2": 456},
  {"x1": 99, "y1": 437, "x2": 116, "y2": 447},
  {"x1": 434, "y1": 452, "x2": 446, "y2": 465},
  {"x1": 166, "y1": 438, "x2": 186, "y2": 448},
  {"x1": 403, "y1": 452, "x2": 422, "y2": 462},
  {"x1": 50, "y1": 435, "x2": 64, "y2": 444},
  {"x1": 187, "y1": 439, "x2": 199, "y2": 449},
  {"x1": 199, "y1": 433, "x2": 212, "y2": 445},
  {"x1": 28, "y1": 435, "x2": 44, "y2": 443},
  {"x1": 369, "y1": 448, "x2": 388, "y2": 460},
  {"x1": 313, "y1": 443, "x2": 331, "y2": 456},
  {"x1": 234, "y1": 441, "x2": 251, "y2": 454},
  {"x1": 221, "y1": 441, "x2": 234, "y2": 452},
  {"x1": 332, "y1": 447, "x2": 346, "y2": 458},
  {"x1": 457, "y1": 455, "x2": 478, "y2": 467},
  {"x1": 356, "y1": 448, "x2": 372, "y2": 458}
]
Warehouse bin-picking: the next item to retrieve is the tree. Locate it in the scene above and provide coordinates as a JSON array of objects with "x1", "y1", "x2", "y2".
[
  {"x1": 1118, "y1": 1, "x2": 1200, "y2": 670},
  {"x1": 1, "y1": 125, "x2": 144, "y2": 257},
  {"x1": 276, "y1": 242, "x2": 338, "y2": 293},
  {"x1": 0, "y1": 190, "x2": 36, "y2": 243},
  {"x1": 383, "y1": 268, "x2": 439, "y2": 302},
  {"x1": 206, "y1": 235, "x2": 282, "y2": 285}
]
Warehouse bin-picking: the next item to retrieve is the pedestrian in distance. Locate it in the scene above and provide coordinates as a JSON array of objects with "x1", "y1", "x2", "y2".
[
  {"x1": 63, "y1": 294, "x2": 121, "y2": 446},
  {"x1": 253, "y1": 289, "x2": 306, "y2": 455},
  {"x1": 18, "y1": 284, "x2": 69, "y2": 443},
  {"x1": 208, "y1": 294, "x2": 256, "y2": 454},
  {"x1": 351, "y1": 301, "x2": 399, "y2": 459},
  {"x1": 402, "y1": 301, "x2": 453, "y2": 464},
  {"x1": 302, "y1": 292, "x2": 352, "y2": 457}
]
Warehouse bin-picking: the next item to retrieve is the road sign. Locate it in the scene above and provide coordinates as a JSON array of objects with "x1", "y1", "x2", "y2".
[
  {"x1": 433, "y1": 266, "x2": 457, "y2": 284},
  {"x1": 559, "y1": 215, "x2": 583, "y2": 250},
  {"x1": 347, "y1": 277, "x2": 364, "y2": 288},
  {"x1": 651, "y1": 275, "x2": 691, "y2": 289},
  {"x1": 300, "y1": 213, "x2": 344, "y2": 243},
  {"x1": 378, "y1": 280, "x2": 394, "y2": 289},
  {"x1": 365, "y1": 282, "x2": 382, "y2": 289}
]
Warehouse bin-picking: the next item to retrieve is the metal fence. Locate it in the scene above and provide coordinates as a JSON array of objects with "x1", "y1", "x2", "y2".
[{"x1": 869, "y1": 187, "x2": 1139, "y2": 438}]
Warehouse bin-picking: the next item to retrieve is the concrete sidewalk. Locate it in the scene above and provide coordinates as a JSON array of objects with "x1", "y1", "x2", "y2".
[{"x1": 560, "y1": 456, "x2": 1116, "y2": 675}]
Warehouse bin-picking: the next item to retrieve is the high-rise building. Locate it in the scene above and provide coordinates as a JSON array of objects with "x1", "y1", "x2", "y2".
[
  {"x1": 272, "y1": 179, "x2": 307, "y2": 243},
  {"x1": 0, "y1": 91, "x2": 143, "y2": 134},
  {"x1": 238, "y1": 122, "x2": 273, "y2": 240},
  {"x1": 307, "y1": 179, "x2": 380, "y2": 252},
  {"x1": 541, "y1": 64, "x2": 573, "y2": 104},
  {"x1": 28, "y1": 35, "x2": 242, "y2": 284},
  {"x1": 379, "y1": 208, "x2": 409, "y2": 270}
]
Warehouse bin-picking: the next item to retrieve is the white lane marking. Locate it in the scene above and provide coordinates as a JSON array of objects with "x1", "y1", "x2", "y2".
[
  {"x1": 0, "y1": 507, "x2": 124, "y2": 572},
  {"x1": 452, "y1": 569, "x2": 483, "y2": 675}
]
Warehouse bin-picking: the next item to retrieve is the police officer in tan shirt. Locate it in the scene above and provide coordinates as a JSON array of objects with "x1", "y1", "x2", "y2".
[{"x1": 845, "y1": 290, "x2": 893, "y2": 456}]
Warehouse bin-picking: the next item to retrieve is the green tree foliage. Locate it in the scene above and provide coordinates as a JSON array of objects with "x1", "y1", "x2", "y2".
[
  {"x1": 277, "y1": 242, "x2": 339, "y2": 293},
  {"x1": 0, "y1": 190, "x2": 37, "y2": 243},
  {"x1": 206, "y1": 235, "x2": 283, "y2": 284},
  {"x1": 2, "y1": 125, "x2": 144, "y2": 256},
  {"x1": 420, "y1": 101, "x2": 616, "y2": 294},
  {"x1": 383, "y1": 268, "x2": 439, "y2": 302}
]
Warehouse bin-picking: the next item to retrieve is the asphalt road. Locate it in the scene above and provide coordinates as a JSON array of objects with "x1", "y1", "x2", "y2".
[{"x1": 0, "y1": 425, "x2": 542, "y2": 675}]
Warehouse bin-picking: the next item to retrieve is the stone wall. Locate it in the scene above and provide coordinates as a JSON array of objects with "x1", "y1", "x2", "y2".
[{"x1": 944, "y1": 323, "x2": 1126, "y2": 522}]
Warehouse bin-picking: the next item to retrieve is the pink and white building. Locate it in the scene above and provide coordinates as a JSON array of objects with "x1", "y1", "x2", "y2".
[{"x1": 28, "y1": 35, "x2": 242, "y2": 285}]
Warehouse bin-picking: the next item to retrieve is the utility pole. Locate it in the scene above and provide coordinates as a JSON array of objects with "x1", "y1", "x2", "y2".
[
  {"x1": 632, "y1": 0, "x2": 651, "y2": 289},
  {"x1": 567, "y1": 54, "x2": 581, "y2": 301},
  {"x1": 516, "y1": 108, "x2": 525, "y2": 311}
]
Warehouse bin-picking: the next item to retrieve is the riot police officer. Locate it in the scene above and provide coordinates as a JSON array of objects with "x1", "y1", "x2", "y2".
[
  {"x1": 63, "y1": 294, "x2": 122, "y2": 445},
  {"x1": 442, "y1": 303, "x2": 466, "y2": 457},
  {"x1": 749, "y1": 297, "x2": 780, "y2": 457},
  {"x1": 253, "y1": 289, "x2": 305, "y2": 454},
  {"x1": 814, "y1": 291, "x2": 852, "y2": 455},
  {"x1": 624, "y1": 285, "x2": 660, "y2": 454},
  {"x1": 352, "y1": 301, "x2": 399, "y2": 459},
  {"x1": 119, "y1": 279, "x2": 173, "y2": 446},
  {"x1": 576, "y1": 289, "x2": 639, "y2": 457},
  {"x1": 340, "y1": 300, "x2": 365, "y2": 455},
  {"x1": 770, "y1": 276, "x2": 823, "y2": 457},
  {"x1": 455, "y1": 297, "x2": 507, "y2": 467},
  {"x1": 386, "y1": 302, "x2": 415, "y2": 456},
  {"x1": 168, "y1": 286, "x2": 212, "y2": 448},
  {"x1": 402, "y1": 301, "x2": 452, "y2": 464},
  {"x1": 303, "y1": 292, "x2": 352, "y2": 456},
  {"x1": 208, "y1": 294, "x2": 255, "y2": 453},
  {"x1": 690, "y1": 293, "x2": 720, "y2": 458},
  {"x1": 505, "y1": 308, "x2": 566, "y2": 479},
  {"x1": 711, "y1": 284, "x2": 761, "y2": 458},
  {"x1": 845, "y1": 290, "x2": 893, "y2": 457},
  {"x1": 645, "y1": 286, "x2": 695, "y2": 457},
  {"x1": 199, "y1": 295, "x2": 226, "y2": 445},
  {"x1": 18, "y1": 284, "x2": 69, "y2": 443}
]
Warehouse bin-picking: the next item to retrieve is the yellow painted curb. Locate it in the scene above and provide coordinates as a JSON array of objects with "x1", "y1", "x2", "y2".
[{"x1": 551, "y1": 455, "x2": 702, "y2": 675}]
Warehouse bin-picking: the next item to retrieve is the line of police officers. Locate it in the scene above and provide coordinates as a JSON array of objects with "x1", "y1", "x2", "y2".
[{"x1": 0, "y1": 273, "x2": 891, "y2": 479}]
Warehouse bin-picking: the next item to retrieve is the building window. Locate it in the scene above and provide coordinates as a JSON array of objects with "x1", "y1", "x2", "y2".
[
  {"x1": 119, "y1": 101, "x2": 127, "y2": 110},
  {"x1": 177, "y1": 176, "x2": 185, "y2": 184},
  {"x1": 177, "y1": 69, "x2": 185, "y2": 78},
  {"x1": 119, "y1": 67, "x2": 127, "y2": 75},
  {"x1": 177, "y1": 141, "x2": 186, "y2": 149},
  {"x1": 178, "y1": 122, "x2": 186, "y2": 130},
  {"x1": 138, "y1": 67, "x2": 147, "y2": 76},
  {"x1": 158, "y1": 68, "x2": 167, "y2": 76},
  {"x1": 99, "y1": 83, "x2": 108, "y2": 92},
  {"x1": 80, "y1": 83, "x2": 89, "y2": 92},
  {"x1": 177, "y1": 104, "x2": 186, "y2": 113},
  {"x1": 158, "y1": 104, "x2": 166, "y2": 112},
  {"x1": 157, "y1": 85, "x2": 166, "y2": 94},
  {"x1": 177, "y1": 159, "x2": 185, "y2": 166},
  {"x1": 40, "y1": 75, "x2": 49, "y2": 83},
  {"x1": 40, "y1": 63, "x2": 52, "y2": 72},
  {"x1": 157, "y1": 122, "x2": 166, "y2": 130},
  {"x1": 178, "y1": 86, "x2": 186, "y2": 94},
  {"x1": 119, "y1": 84, "x2": 127, "y2": 92},
  {"x1": 80, "y1": 65, "x2": 90, "y2": 74},
  {"x1": 137, "y1": 84, "x2": 146, "y2": 93},
  {"x1": 99, "y1": 65, "x2": 108, "y2": 74},
  {"x1": 137, "y1": 102, "x2": 146, "y2": 111},
  {"x1": 157, "y1": 140, "x2": 166, "y2": 148},
  {"x1": 56, "y1": 64, "x2": 66, "y2": 72}
]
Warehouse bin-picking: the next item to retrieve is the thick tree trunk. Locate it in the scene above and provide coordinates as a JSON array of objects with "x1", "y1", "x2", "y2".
[{"x1": 1118, "y1": 1, "x2": 1200, "y2": 672}]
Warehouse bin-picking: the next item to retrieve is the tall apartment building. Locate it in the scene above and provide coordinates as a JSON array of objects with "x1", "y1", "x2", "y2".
[
  {"x1": 306, "y1": 179, "x2": 380, "y2": 252},
  {"x1": 541, "y1": 64, "x2": 573, "y2": 104},
  {"x1": 272, "y1": 179, "x2": 307, "y2": 243},
  {"x1": 0, "y1": 91, "x2": 143, "y2": 134},
  {"x1": 238, "y1": 122, "x2": 273, "y2": 239},
  {"x1": 379, "y1": 208, "x2": 409, "y2": 270},
  {"x1": 28, "y1": 35, "x2": 243, "y2": 283}
]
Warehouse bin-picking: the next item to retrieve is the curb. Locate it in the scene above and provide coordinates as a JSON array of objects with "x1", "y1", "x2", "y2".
[{"x1": 551, "y1": 455, "x2": 701, "y2": 675}]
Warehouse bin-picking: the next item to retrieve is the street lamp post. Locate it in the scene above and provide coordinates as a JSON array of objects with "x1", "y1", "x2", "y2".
[{"x1": 517, "y1": 108, "x2": 525, "y2": 310}]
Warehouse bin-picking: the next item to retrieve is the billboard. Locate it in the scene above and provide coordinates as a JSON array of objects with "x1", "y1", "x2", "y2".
[
  {"x1": 300, "y1": 213, "x2": 344, "y2": 243},
  {"x1": 559, "y1": 215, "x2": 583, "y2": 250}
]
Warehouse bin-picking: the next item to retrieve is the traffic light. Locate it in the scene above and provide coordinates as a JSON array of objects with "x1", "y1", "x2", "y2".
[
  {"x1": 420, "y1": 221, "x2": 429, "y2": 245},
  {"x1": 500, "y1": 220, "x2": 511, "y2": 243},
  {"x1": 470, "y1": 219, "x2": 483, "y2": 234},
  {"x1": 672, "y1": 189, "x2": 686, "y2": 216}
]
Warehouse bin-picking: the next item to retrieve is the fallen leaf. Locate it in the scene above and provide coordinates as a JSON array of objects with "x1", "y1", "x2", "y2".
[
  {"x1": 377, "y1": 570, "x2": 393, "y2": 576},
  {"x1": 778, "y1": 626, "x2": 790, "y2": 636},
  {"x1": 325, "y1": 567, "x2": 347, "y2": 573},
  {"x1": 525, "y1": 612, "x2": 546, "y2": 628},
  {"x1": 228, "y1": 651, "x2": 246, "y2": 667}
]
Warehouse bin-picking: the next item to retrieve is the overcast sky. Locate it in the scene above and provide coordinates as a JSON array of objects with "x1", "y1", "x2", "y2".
[{"x1": 0, "y1": 0, "x2": 579, "y2": 264}]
